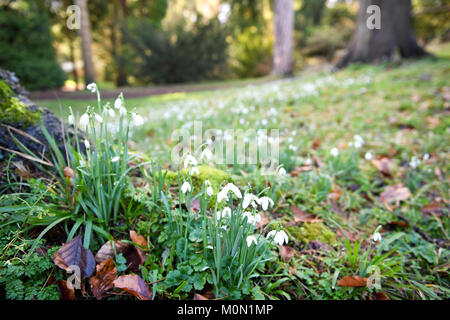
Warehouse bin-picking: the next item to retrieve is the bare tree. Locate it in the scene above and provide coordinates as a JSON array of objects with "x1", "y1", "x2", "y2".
[
  {"x1": 75, "y1": 0, "x2": 95, "y2": 84},
  {"x1": 336, "y1": 0, "x2": 427, "y2": 69},
  {"x1": 273, "y1": 0, "x2": 294, "y2": 76}
]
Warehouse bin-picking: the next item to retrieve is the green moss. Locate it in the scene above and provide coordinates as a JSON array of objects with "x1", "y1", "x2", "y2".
[
  {"x1": 287, "y1": 222, "x2": 337, "y2": 245},
  {"x1": 0, "y1": 80, "x2": 41, "y2": 128},
  {"x1": 165, "y1": 165, "x2": 230, "y2": 190}
]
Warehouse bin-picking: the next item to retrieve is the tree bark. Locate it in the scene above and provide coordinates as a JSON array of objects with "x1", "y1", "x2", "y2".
[
  {"x1": 273, "y1": 0, "x2": 294, "y2": 76},
  {"x1": 336, "y1": 0, "x2": 427, "y2": 69},
  {"x1": 116, "y1": 0, "x2": 128, "y2": 87},
  {"x1": 75, "y1": 0, "x2": 95, "y2": 84}
]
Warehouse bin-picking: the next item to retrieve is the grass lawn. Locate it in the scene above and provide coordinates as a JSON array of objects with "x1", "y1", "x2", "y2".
[{"x1": 2, "y1": 45, "x2": 449, "y2": 300}]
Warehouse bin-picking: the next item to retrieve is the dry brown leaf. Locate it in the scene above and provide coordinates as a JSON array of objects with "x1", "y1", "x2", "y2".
[
  {"x1": 95, "y1": 240, "x2": 130, "y2": 264},
  {"x1": 336, "y1": 229, "x2": 357, "y2": 242},
  {"x1": 292, "y1": 206, "x2": 321, "y2": 223},
  {"x1": 57, "y1": 280, "x2": 75, "y2": 300},
  {"x1": 53, "y1": 235, "x2": 96, "y2": 280},
  {"x1": 193, "y1": 293, "x2": 209, "y2": 300},
  {"x1": 89, "y1": 258, "x2": 118, "y2": 300},
  {"x1": 426, "y1": 116, "x2": 439, "y2": 128},
  {"x1": 328, "y1": 189, "x2": 342, "y2": 202},
  {"x1": 95, "y1": 240, "x2": 146, "y2": 272},
  {"x1": 280, "y1": 246, "x2": 296, "y2": 262},
  {"x1": 421, "y1": 202, "x2": 445, "y2": 217},
  {"x1": 113, "y1": 274, "x2": 152, "y2": 300},
  {"x1": 256, "y1": 212, "x2": 270, "y2": 229},
  {"x1": 289, "y1": 165, "x2": 314, "y2": 177},
  {"x1": 190, "y1": 198, "x2": 201, "y2": 213},
  {"x1": 130, "y1": 230, "x2": 148, "y2": 249},
  {"x1": 380, "y1": 184, "x2": 411, "y2": 204},
  {"x1": 337, "y1": 275, "x2": 368, "y2": 287},
  {"x1": 371, "y1": 157, "x2": 393, "y2": 176}
]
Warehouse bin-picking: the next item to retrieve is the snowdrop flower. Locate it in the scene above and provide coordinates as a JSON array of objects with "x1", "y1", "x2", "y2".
[
  {"x1": 200, "y1": 148, "x2": 213, "y2": 161},
  {"x1": 351, "y1": 135, "x2": 364, "y2": 148},
  {"x1": 372, "y1": 232, "x2": 382, "y2": 242},
  {"x1": 86, "y1": 83, "x2": 97, "y2": 93},
  {"x1": 242, "y1": 211, "x2": 261, "y2": 225},
  {"x1": 111, "y1": 156, "x2": 120, "y2": 163},
  {"x1": 131, "y1": 113, "x2": 145, "y2": 126},
  {"x1": 217, "y1": 183, "x2": 242, "y2": 203},
  {"x1": 304, "y1": 158, "x2": 312, "y2": 166},
  {"x1": 365, "y1": 151, "x2": 374, "y2": 160},
  {"x1": 114, "y1": 98, "x2": 122, "y2": 109},
  {"x1": 258, "y1": 196, "x2": 274, "y2": 211},
  {"x1": 217, "y1": 207, "x2": 232, "y2": 219},
  {"x1": 288, "y1": 144, "x2": 297, "y2": 152},
  {"x1": 95, "y1": 114, "x2": 103, "y2": 123},
  {"x1": 106, "y1": 107, "x2": 115, "y2": 118},
  {"x1": 243, "y1": 193, "x2": 259, "y2": 209},
  {"x1": 68, "y1": 114, "x2": 74, "y2": 125},
  {"x1": 409, "y1": 156, "x2": 420, "y2": 168},
  {"x1": 119, "y1": 106, "x2": 127, "y2": 116},
  {"x1": 423, "y1": 153, "x2": 430, "y2": 161},
  {"x1": 330, "y1": 148, "x2": 339, "y2": 157},
  {"x1": 267, "y1": 230, "x2": 289, "y2": 246},
  {"x1": 246, "y1": 235, "x2": 258, "y2": 247},
  {"x1": 79, "y1": 113, "x2": 90, "y2": 128},
  {"x1": 84, "y1": 139, "x2": 91, "y2": 149},
  {"x1": 184, "y1": 154, "x2": 198, "y2": 168},
  {"x1": 190, "y1": 166, "x2": 200, "y2": 176},
  {"x1": 278, "y1": 167, "x2": 287, "y2": 176},
  {"x1": 181, "y1": 181, "x2": 191, "y2": 194},
  {"x1": 204, "y1": 180, "x2": 214, "y2": 197}
]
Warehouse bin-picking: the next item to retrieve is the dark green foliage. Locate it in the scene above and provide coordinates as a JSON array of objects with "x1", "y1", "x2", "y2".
[
  {"x1": 125, "y1": 17, "x2": 229, "y2": 84},
  {"x1": 0, "y1": 1, "x2": 65, "y2": 90}
]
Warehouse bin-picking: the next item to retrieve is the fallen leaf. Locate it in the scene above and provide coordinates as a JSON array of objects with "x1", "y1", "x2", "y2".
[
  {"x1": 13, "y1": 161, "x2": 32, "y2": 179},
  {"x1": 312, "y1": 138, "x2": 321, "y2": 149},
  {"x1": 63, "y1": 167, "x2": 74, "y2": 179},
  {"x1": 328, "y1": 189, "x2": 342, "y2": 202},
  {"x1": 380, "y1": 184, "x2": 411, "y2": 204},
  {"x1": 426, "y1": 116, "x2": 439, "y2": 128},
  {"x1": 337, "y1": 275, "x2": 368, "y2": 287},
  {"x1": 130, "y1": 230, "x2": 148, "y2": 249},
  {"x1": 190, "y1": 198, "x2": 201, "y2": 213},
  {"x1": 89, "y1": 259, "x2": 118, "y2": 300},
  {"x1": 193, "y1": 293, "x2": 209, "y2": 300},
  {"x1": 371, "y1": 292, "x2": 389, "y2": 300},
  {"x1": 308, "y1": 240, "x2": 329, "y2": 251},
  {"x1": 280, "y1": 245, "x2": 296, "y2": 261},
  {"x1": 95, "y1": 240, "x2": 131, "y2": 264},
  {"x1": 292, "y1": 206, "x2": 321, "y2": 223},
  {"x1": 421, "y1": 202, "x2": 445, "y2": 217},
  {"x1": 53, "y1": 235, "x2": 96, "y2": 280},
  {"x1": 289, "y1": 165, "x2": 314, "y2": 177},
  {"x1": 57, "y1": 280, "x2": 75, "y2": 300},
  {"x1": 336, "y1": 229, "x2": 357, "y2": 242},
  {"x1": 113, "y1": 274, "x2": 152, "y2": 300},
  {"x1": 371, "y1": 157, "x2": 393, "y2": 176}
]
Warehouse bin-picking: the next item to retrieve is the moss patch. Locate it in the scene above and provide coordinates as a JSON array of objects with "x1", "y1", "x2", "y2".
[
  {"x1": 0, "y1": 80, "x2": 41, "y2": 128},
  {"x1": 287, "y1": 222, "x2": 337, "y2": 245}
]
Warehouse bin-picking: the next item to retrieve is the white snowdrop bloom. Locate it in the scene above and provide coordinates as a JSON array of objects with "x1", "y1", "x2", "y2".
[
  {"x1": 243, "y1": 193, "x2": 259, "y2": 209},
  {"x1": 330, "y1": 148, "x2": 339, "y2": 157},
  {"x1": 206, "y1": 245, "x2": 213, "y2": 250},
  {"x1": 95, "y1": 114, "x2": 103, "y2": 123},
  {"x1": 409, "y1": 156, "x2": 420, "y2": 168},
  {"x1": 288, "y1": 144, "x2": 297, "y2": 152},
  {"x1": 239, "y1": 119, "x2": 245, "y2": 125},
  {"x1": 354, "y1": 135, "x2": 364, "y2": 146},
  {"x1": 373, "y1": 232, "x2": 382, "y2": 242},
  {"x1": 304, "y1": 158, "x2": 312, "y2": 165},
  {"x1": 107, "y1": 108, "x2": 115, "y2": 118},
  {"x1": 131, "y1": 113, "x2": 145, "y2": 126},
  {"x1": 184, "y1": 154, "x2": 198, "y2": 168},
  {"x1": 114, "y1": 98, "x2": 122, "y2": 109},
  {"x1": 267, "y1": 230, "x2": 289, "y2": 245},
  {"x1": 79, "y1": 113, "x2": 90, "y2": 128},
  {"x1": 216, "y1": 207, "x2": 232, "y2": 220},
  {"x1": 246, "y1": 235, "x2": 258, "y2": 247},
  {"x1": 190, "y1": 166, "x2": 200, "y2": 176},
  {"x1": 68, "y1": 114, "x2": 74, "y2": 125},
  {"x1": 261, "y1": 119, "x2": 268, "y2": 126},
  {"x1": 278, "y1": 167, "x2": 287, "y2": 176},
  {"x1": 258, "y1": 196, "x2": 274, "y2": 211},
  {"x1": 119, "y1": 106, "x2": 127, "y2": 116},
  {"x1": 111, "y1": 156, "x2": 120, "y2": 163},
  {"x1": 423, "y1": 153, "x2": 430, "y2": 161},
  {"x1": 86, "y1": 83, "x2": 97, "y2": 93},
  {"x1": 365, "y1": 151, "x2": 374, "y2": 160},
  {"x1": 287, "y1": 137, "x2": 294, "y2": 143},
  {"x1": 200, "y1": 148, "x2": 213, "y2": 161},
  {"x1": 181, "y1": 181, "x2": 192, "y2": 194},
  {"x1": 84, "y1": 139, "x2": 91, "y2": 149},
  {"x1": 206, "y1": 186, "x2": 214, "y2": 197},
  {"x1": 217, "y1": 183, "x2": 242, "y2": 203}
]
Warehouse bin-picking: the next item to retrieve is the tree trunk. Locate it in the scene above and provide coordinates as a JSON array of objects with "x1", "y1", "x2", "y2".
[
  {"x1": 273, "y1": 0, "x2": 294, "y2": 76},
  {"x1": 336, "y1": 0, "x2": 427, "y2": 69},
  {"x1": 116, "y1": 0, "x2": 128, "y2": 87},
  {"x1": 75, "y1": 0, "x2": 95, "y2": 84}
]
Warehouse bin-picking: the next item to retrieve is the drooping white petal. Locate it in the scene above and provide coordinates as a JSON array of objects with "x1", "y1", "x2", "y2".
[
  {"x1": 190, "y1": 166, "x2": 200, "y2": 176},
  {"x1": 184, "y1": 154, "x2": 198, "y2": 168},
  {"x1": 330, "y1": 148, "x2": 339, "y2": 157},
  {"x1": 246, "y1": 236, "x2": 257, "y2": 247},
  {"x1": 95, "y1": 114, "x2": 103, "y2": 123},
  {"x1": 84, "y1": 139, "x2": 91, "y2": 149},
  {"x1": 86, "y1": 83, "x2": 97, "y2": 93},
  {"x1": 258, "y1": 197, "x2": 274, "y2": 211},
  {"x1": 114, "y1": 98, "x2": 122, "y2": 109},
  {"x1": 200, "y1": 148, "x2": 213, "y2": 161},
  {"x1": 68, "y1": 115, "x2": 74, "y2": 125},
  {"x1": 79, "y1": 113, "x2": 90, "y2": 127},
  {"x1": 181, "y1": 181, "x2": 191, "y2": 194},
  {"x1": 206, "y1": 186, "x2": 214, "y2": 197},
  {"x1": 111, "y1": 156, "x2": 120, "y2": 163}
]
